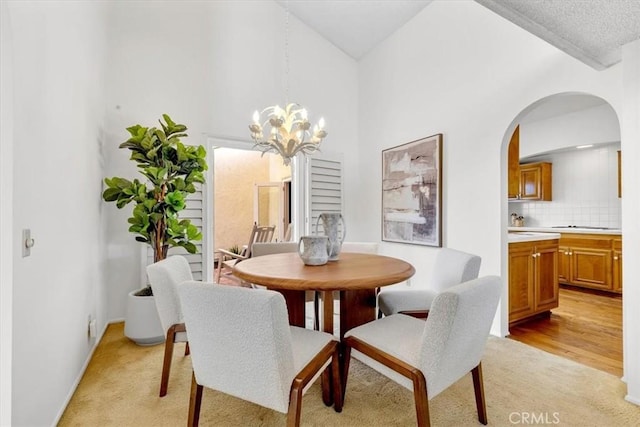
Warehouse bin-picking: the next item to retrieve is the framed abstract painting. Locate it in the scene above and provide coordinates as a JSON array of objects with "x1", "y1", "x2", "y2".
[{"x1": 382, "y1": 134, "x2": 443, "y2": 247}]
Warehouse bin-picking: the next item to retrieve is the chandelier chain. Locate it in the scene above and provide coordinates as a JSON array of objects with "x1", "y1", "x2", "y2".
[
  {"x1": 285, "y1": 2, "x2": 290, "y2": 104},
  {"x1": 247, "y1": 0, "x2": 327, "y2": 166}
]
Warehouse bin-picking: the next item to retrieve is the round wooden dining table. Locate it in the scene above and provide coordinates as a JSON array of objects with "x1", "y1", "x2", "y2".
[{"x1": 233, "y1": 252, "x2": 416, "y2": 338}]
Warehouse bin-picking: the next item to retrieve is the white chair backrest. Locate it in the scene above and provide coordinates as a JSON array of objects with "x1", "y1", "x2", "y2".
[
  {"x1": 430, "y1": 248, "x2": 481, "y2": 293},
  {"x1": 420, "y1": 276, "x2": 501, "y2": 398},
  {"x1": 146, "y1": 255, "x2": 193, "y2": 335},
  {"x1": 252, "y1": 242, "x2": 298, "y2": 257},
  {"x1": 341, "y1": 242, "x2": 379, "y2": 254},
  {"x1": 179, "y1": 282, "x2": 296, "y2": 413}
]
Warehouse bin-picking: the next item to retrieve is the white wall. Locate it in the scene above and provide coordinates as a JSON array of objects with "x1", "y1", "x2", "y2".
[
  {"x1": 207, "y1": 1, "x2": 360, "y2": 237},
  {"x1": 1, "y1": 1, "x2": 14, "y2": 423},
  {"x1": 103, "y1": 0, "x2": 216, "y2": 319},
  {"x1": 103, "y1": 0, "x2": 359, "y2": 319},
  {"x1": 4, "y1": 1, "x2": 638, "y2": 422},
  {"x1": 621, "y1": 38, "x2": 640, "y2": 405},
  {"x1": 519, "y1": 103, "x2": 620, "y2": 157},
  {"x1": 359, "y1": 0, "x2": 619, "y2": 291},
  {"x1": 510, "y1": 144, "x2": 621, "y2": 228},
  {"x1": 7, "y1": 1, "x2": 108, "y2": 425},
  {"x1": 357, "y1": 0, "x2": 638, "y2": 401}
]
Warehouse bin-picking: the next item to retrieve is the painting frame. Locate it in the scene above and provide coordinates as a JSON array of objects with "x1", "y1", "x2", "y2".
[{"x1": 381, "y1": 134, "x2": 443, "y2": 247}]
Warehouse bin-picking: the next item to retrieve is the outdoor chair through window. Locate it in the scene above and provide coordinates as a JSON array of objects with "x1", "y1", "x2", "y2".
[{"x1": 215, "y1": 222, "x2": 275, "y2": 284}]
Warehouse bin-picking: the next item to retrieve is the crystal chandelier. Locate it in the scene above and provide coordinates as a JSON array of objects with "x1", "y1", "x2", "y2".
[
  {"x1": 248, "y1": 3, "x2": 327, "y2": 166},
  {"x1": 248, "y1": 104, "x2": 327, "y2": 166}
]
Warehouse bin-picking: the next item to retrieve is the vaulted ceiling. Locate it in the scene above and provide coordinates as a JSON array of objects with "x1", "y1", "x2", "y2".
[{"x1": 280, "y1": 0, "x2": 640, "y2": 70}]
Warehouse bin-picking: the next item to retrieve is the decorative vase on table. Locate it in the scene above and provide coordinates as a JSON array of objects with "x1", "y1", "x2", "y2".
[{"x1": 315, "y1": 212, "x2": 346, "y2": 261}]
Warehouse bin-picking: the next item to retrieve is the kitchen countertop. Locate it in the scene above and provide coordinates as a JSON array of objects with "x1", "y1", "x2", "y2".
[
  {"x1": 508, "y1": 231, "x2": 561, "y2": 243},
  {"x1": 508, "y1": 226, "x2": 622, "y2": 235}
]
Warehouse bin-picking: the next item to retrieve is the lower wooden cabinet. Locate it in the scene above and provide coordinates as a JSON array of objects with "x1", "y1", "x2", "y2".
[
  {"x1": 558, "y1": 234, "x2": 621, "y2": 294},
  {"x1": 613, "y1": 238, "x2": 622, "y2": 292},
  {"x1": 509, "y1": 239, "x2": 559, "y2": 324}
]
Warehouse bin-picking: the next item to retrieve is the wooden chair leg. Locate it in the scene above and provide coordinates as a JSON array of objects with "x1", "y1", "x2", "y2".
[
  {"x1": 321, "y1": 367, "x2": 333, "y2": 406},
  {"x1": 287, "y1": 378, "x2": 304, "y2": 427},
  {"x1": 188, "y1": 372, "x2": 203, "y2": 427},
  {"x1": 215, "y1": 259, "x2": 222, "y2": 282},
  {"x1": 472, "y1": 363, "x2": 488, "y2": 425},
  {"x1": 412, "y1": 372, "x2": 431, "y2": 427},
  {"x1": 345, "y1": 336, "x2": 432, "y2": 425},
  {"x1": 332, "y1": 344, "x2": 343, "y2": 413},
  {"x1": 341, "y1": 343, "x2": 352, "y2": 404},
  {"x1": 313, "y1": 292, "x2": 320, "y2": 331},
  {"x1": 159, "y1": 327, "x2": 176, "y2": 397}
]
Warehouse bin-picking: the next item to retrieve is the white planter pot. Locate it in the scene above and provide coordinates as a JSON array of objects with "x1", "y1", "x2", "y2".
[{"x1": 124, "y1": 290, "x2": 164, "y2": 346}]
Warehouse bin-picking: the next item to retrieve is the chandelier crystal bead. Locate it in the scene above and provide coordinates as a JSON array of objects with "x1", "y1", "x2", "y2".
[{"x1": 248, "y1": 103, "x2": 327, "y2": 166}]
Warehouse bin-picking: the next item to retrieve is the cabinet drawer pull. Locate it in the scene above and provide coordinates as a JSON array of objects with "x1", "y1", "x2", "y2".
[{"x1": 614, "y1": 256, "x2": 619, "y2": 260}]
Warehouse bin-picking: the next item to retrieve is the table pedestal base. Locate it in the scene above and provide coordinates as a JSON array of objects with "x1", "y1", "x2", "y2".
[{"x1": 274, "y1": 288, "x2": 378, "y2": 408}]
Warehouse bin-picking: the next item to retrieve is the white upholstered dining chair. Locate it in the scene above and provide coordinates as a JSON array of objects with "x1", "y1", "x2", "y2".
[
  {"x1": 341, "y1": 241, "x2": 379, "y2": 254},
  {"x1": 179, "y1": 281, "x2": 343, "y2": 426},
  {"x1": 146, "y1": 255, "x2": 193, "y2": 397},
  {"x1": 251, "y1": 241, "x2": 299, "y2": 257},
  {"x1": 377, "y1": 247, "x2": 481, "y2": 318},
  {"x1": 343, "y1": 275, "x2": 502, "y2": 426}
]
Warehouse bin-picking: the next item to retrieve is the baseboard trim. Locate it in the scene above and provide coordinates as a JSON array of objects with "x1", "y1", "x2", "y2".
[
  {"x1": 625, "y1": 394, "x2": 640, "y2": 406},
  {"x1": 52, "y1": 319, "x2": 122, "y2": 425}
]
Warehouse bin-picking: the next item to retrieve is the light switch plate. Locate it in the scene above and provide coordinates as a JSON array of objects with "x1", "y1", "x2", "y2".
[{"x1": 22, "y1": 229, "x2": 32, "y2": 257}]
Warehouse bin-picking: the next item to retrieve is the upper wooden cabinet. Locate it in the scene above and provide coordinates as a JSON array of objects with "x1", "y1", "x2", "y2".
[
  {"x1": 507, "y1": 126, "x2": 520, "y2": 199},
  {"x1": 507, "y1": 126, "x2": 552, "y2": 201},
  {"x1": 519, "y1": 162, "x2": 552, "y2": 201}
]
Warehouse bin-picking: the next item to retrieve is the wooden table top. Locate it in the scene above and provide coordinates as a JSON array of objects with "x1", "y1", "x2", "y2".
[{"x1": 233, "y1": 252, "x2": 415, "y2": 291}]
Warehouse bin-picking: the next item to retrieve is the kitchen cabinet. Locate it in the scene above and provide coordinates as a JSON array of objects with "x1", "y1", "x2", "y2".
[
  {"x1": 613, "y1": 238, "x2": 622, "y2": 293},
  {"x1": 557, "y1": 244, "x2": 570, "y2": 284},
  {"x1": 508, "y1": 126, "x2": 520, "y2": 199},
  {"x1": 506, "y1": 126, "x2": 552, "y2": 201},
  {"x1": 558, "y1": 234, "x2": 621, "y2": 293},
  {"x1": 509, "y1": 239, "x2": 559, "y2": 324},
  {"x1": 617, "y1": 150, "x2": 622, "y2": 198},
  {"x1": 519, "y1": 162, "x2": 552, "y2": 201}
]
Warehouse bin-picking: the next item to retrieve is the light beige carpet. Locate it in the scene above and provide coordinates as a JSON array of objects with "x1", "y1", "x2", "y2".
[{"x1": 59, "y1": 323, "x2": 640, "y2": 426}]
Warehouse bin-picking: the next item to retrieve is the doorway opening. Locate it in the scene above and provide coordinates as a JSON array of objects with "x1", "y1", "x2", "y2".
[
  {"x1": 212, "y1": 146, "x2": 293, "y2": 281},
  {"x1": 504, "y1": 93, "x2": 623, "y2": 377}
]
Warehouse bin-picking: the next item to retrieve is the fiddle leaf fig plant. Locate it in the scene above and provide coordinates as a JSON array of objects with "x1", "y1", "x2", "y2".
[{"x1": 103, "y1": 114, "x2": 207, "y2": 294}]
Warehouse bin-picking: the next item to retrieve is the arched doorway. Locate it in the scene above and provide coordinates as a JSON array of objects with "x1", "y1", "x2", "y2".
[{"x1": 502, "y1": 92, "x2": 623, "y2": 376}]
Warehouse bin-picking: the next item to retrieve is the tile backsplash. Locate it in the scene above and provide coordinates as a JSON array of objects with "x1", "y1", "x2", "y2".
[{"x1": 509, "y1": 143, "x2": 621, "y2": 229}]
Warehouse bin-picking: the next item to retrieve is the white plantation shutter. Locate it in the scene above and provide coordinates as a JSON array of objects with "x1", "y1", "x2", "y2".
[
  {"x1": 306, "y1": 154, "x2": 343, "y2": 235},
  {"x1": 144, "y1": 184, "x2": 206, "y2": 283}
]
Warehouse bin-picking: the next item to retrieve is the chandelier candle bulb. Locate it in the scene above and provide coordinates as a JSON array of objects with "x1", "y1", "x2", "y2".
[{"x1": 248, "y1": 102, "x2": 327, "y2": 166}]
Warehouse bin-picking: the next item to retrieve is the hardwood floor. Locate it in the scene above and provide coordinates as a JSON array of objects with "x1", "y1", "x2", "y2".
[{"x1": 509, "y1": 285, "x2": 623, "y2": 377}]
